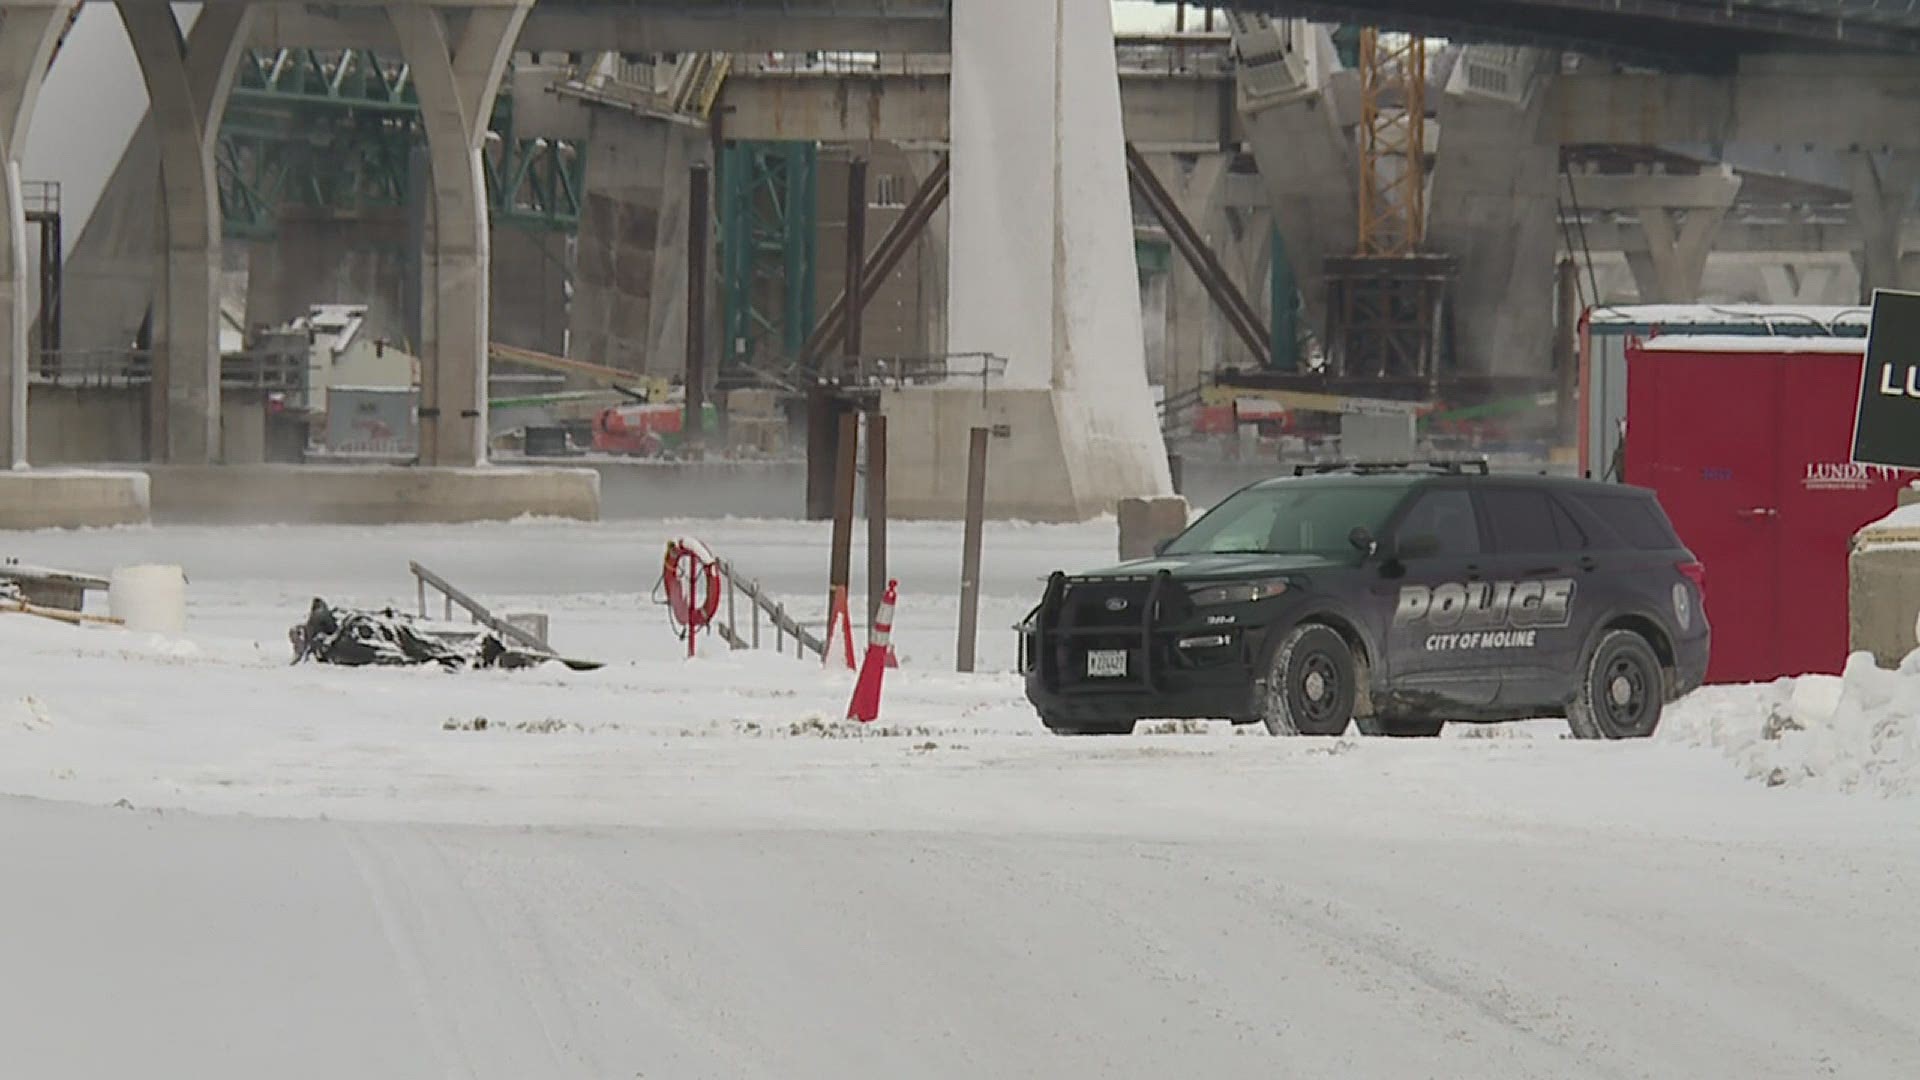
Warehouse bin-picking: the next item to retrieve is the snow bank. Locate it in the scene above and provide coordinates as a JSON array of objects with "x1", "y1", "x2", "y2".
[{"x1": 1663, "y1": 652, "x2": 1920, "y2": 796}]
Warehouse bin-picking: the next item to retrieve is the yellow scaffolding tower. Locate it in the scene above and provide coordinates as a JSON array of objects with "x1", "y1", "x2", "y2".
[{"x1": 1356, "y1": 29, "x2": 1427, "y2": 257}]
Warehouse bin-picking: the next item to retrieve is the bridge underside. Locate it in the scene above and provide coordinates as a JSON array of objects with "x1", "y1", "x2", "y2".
[{"x1": 1230, "y1": 1, "x2": 1920, "y2": 70}]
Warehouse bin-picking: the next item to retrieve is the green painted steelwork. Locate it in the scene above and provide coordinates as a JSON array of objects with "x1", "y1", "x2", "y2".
[
  {"x1": 1269, "y1": 227, "x2": 1299, "y2": 371},
  {"x1": 720, "y1": 140, "x2": 818, "y2": 374},
  {"x1": 218, "y1": 49, "x2": 585, "y2": 239}
]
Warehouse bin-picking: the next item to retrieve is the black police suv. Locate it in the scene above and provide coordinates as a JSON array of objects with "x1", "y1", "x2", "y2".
[{"x1": 1021, "y1": 461, "x2": 1709, "y2": 739}]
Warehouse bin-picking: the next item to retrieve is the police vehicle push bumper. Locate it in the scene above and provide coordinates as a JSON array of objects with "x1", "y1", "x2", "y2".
[{"x1": 1021, "y1": 568, "x2": 1286, "y2": 728}]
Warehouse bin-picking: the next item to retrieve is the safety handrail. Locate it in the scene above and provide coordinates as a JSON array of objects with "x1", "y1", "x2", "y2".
[{"x1": 714, "y1": 558, "x2": 828, "y2": 661}]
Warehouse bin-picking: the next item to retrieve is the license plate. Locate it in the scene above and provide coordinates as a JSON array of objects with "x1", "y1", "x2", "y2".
[{"x1": 1086, "y1": 650, "x2": 1128, "y2": 678}]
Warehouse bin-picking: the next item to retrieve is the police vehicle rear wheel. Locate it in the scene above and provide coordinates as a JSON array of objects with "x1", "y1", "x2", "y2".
[
  {"x1": 1262, "y1": 625, "x2": 1356, "y2": 736},
  {"x1": 1566, "y1": 630, "x2": 1665, "y2": 740}
]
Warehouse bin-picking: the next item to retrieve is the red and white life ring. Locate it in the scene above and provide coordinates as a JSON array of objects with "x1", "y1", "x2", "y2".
[{"x1": 663, "y1": 537, "x2": 722, "y2": 633}]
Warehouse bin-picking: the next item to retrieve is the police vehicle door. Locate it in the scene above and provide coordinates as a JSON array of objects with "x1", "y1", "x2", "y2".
[
  {"x1": 1380, "y1": 486, "x2": 1500, "y2": 707},
  {"x1": 1476, "y1": 486, "x2": 1588, "y2": 705}
]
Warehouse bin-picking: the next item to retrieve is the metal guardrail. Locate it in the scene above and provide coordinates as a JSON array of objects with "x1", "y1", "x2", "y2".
[
  {"x1": 714, "y1": 558, "x2": 828, "y2": 660},
  {"x1": 723, "y1": 35, "x2": 1233, "y2": 78},
  {"x1": 820, "y1": 351, "x2": 1007, "y2": 395},
  {"x1": 30, "y1": 349, "x2": 307, "y2": 391}
]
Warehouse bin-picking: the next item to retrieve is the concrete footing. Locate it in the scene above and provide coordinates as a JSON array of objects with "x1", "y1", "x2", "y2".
[
  {"x1": 0, "y1": 470, "x2": 152, "y2": 530},
  {"x1": 881, "y1": 388, "x2": 1169, "y2": 522},
  {"x1": 1850, "y1": 495, "x2": 1920, "y2": 667},
  {"x1": 143, "y1": 465, "x2": 600, "y2": 525},
  {"x1": 1118, "y1": 496, "x2": 1191, "y2": 561}
]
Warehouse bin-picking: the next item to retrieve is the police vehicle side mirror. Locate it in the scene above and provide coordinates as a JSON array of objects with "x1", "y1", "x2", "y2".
[{"x1": 1348, "y1": 526, "x2": 1378, "y2": 558}]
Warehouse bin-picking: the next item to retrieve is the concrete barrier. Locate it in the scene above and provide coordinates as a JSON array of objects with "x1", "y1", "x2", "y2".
[
  {"x1": 144, "y1": 465, "x2": 600, "y2": 525},
  {"x1": 1118, "y1": 496, "x2": 1190, "y2": 561},
  {"x1": 0, "y1": 470, "x2": 152, "y2": 530},
  {"x1": 1849, "y1": 490, "x2": 1920, "y2": 668}
]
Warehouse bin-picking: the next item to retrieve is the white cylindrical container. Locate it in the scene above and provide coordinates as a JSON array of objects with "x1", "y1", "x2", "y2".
[{"x1": 109, "y1": 564, "x2": 187, "y2": 634}]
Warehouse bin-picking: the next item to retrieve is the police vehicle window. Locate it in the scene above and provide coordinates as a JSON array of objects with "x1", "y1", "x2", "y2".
[
  {"x1": 1481, "y1": 489, "x2": 1559, "y2": 553},
  {"x1": 1549, "y1": 497, "x2": 1589, "y2": 550},
  {"x1": 1163, "y1": 484, "x2": 1405, "y2": 556},
  {"x1": 1576, "y1": 492, "x2": 1680, "y2": 550},
  {"x1": 1395, "y1": 489, "x2": 1480, "y2": 556}
]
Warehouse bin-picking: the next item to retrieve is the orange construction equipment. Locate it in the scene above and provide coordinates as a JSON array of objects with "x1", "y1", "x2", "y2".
[{"x1": 847, "y1": 579, "x2": 899, "y2": 722}]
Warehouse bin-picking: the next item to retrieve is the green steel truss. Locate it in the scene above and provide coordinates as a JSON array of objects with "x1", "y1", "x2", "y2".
[
  {"x1": 720, "y1": 141, "x2": 818, "y2": 375},
  {"x1": 218, "y1": 49, "x2": 584, "y2": 239}
]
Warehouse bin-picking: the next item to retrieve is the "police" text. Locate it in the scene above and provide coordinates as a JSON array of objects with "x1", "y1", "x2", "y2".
[{"x1": 1394, "y1": 579, "x2": 1576, "y2": 630}]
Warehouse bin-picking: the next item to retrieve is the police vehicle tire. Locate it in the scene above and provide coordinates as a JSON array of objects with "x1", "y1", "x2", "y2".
[
  {"x1": 1355, "y1": 715, "x2": 1445, "y2": 738},
  {"x1": 1565, "y1": 629, "x2": 1665, "y2": 740},
  {"x1": 1041, "y1": 714, "x2": 1136, "y2": 736},
  {"x1": 1262, "y1": 624, "x2": 1356, "y2": 737}
]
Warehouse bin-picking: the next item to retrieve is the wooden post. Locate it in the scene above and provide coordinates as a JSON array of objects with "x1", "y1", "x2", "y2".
[
  {"x1": 866, "y1": 411, "x2": 888, "y2": 629},
  {"x1": 828, "y1": 409, "x2": 858, "y2": 629},
  {"x1": 956, "y1": 426, "x2": 989, "y2": 673},
  {"x1": 685, "y1": 161, "x2": 710, "y2": 459}
]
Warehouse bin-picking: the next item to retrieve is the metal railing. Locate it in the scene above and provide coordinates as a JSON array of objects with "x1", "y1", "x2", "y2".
[
  {"x1": 724, "y1": 36, "x2": 1233, "y2": 79},
  {"x1": 713, "y1": 559, "x2": 828, "y2": 660},
  {"x1": 819, "y1": 351, "x2": 1007, "y2": 396},
  {"x1": 31, "y1": 349, "x2": 307, "y2": 391}
]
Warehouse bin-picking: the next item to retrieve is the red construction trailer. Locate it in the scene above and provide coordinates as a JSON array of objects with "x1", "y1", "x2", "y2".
[{"x1": 1625, "y1": 334, "x2": 1915, "y2": 684}]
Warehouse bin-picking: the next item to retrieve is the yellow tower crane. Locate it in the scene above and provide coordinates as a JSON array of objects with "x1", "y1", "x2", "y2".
[{"x1": 1356, "y1": 28, "x2": 1428, "y2": 257}]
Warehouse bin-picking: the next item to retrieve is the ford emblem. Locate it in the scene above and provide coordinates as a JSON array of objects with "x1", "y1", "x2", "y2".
[{"x1": 1104, "y1": 597, "x2": 1130, "y2": 612}]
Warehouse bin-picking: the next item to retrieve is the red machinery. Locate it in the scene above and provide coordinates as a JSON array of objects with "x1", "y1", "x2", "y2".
[
  {"x1": 1625, "y1": 335, "x2": 1914, "y2": 683},
  {"x1": 593, "y1": 403, "x2": 683, "y2": 456}
]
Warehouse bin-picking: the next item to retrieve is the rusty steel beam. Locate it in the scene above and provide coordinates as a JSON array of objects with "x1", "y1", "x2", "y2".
[
  {"x1": 1124, "y1": 143, "x2": 1271, "y2": 368},
  {"x1": 800, "y1": 154, "x2": 951, "y2": 369}
]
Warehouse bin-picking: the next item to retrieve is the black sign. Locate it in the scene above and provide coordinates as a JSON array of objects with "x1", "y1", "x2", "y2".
[{"x1": 1852, "y1": 289, "x2": 1920, "y2": 469}]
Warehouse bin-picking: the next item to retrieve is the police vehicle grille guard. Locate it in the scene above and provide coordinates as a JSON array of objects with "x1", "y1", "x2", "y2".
[{"x1": 1035, "y1": 569, "x2": 1173, "y2": 693}]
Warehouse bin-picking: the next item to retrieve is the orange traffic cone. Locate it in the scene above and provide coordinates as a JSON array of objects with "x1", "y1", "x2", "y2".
[
  {"x1": 847, "y1": 579, "x2": 899, "y2": 722},
  {"x1": 825, "y1": 584, "x2": 857, "y2": 670}
]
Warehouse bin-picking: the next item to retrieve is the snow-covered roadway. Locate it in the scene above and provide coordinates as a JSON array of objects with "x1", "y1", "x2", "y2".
[{"x1": 2, "y1": 520, "x2": 1916, "y2": 1078}]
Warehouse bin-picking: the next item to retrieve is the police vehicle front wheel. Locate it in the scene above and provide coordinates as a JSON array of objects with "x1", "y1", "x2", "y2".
[
  {"x1": 1262, "y1": 624, "x2": 1356, "y2": 736},
  {"x1": 1566, "y1": 629, "x2": 1665, "y2": 740}
]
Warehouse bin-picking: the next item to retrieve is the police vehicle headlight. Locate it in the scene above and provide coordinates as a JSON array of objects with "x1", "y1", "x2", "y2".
[{"x1": 1187, "y1": 579, "x2": 1290, "y2": 606}]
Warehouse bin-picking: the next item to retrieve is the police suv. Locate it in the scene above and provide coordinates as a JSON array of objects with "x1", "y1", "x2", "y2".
[{"x1": 1021, "y1": 461, "x2": 1709, "y2": 738}]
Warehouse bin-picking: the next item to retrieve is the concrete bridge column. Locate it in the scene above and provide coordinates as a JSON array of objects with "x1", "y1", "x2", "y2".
[
  {"x1": 1212, "y1": 203, "x2": 1272, "y2": 374},
  {"x1": 118, "y1": 0, "x2": 250, "y2": 464},
  {"x1": 1758, "y1": 263, "x2": 1844, "y2": 305},
  {"x1": 1143, "y1": 151, "x2": 1227, "y2": 396},
  {"x1": 1426, "y1": 46, "x2": 1559, "y2": 376},
  {"x1": 1848, "y1": 151, "x2": 1920, "y2": 299},
  {"x1": 1623, "y1": 178, "x2": 1740, "y2": 304},
  {"x1": 1568, "y1": 166, "x2": 1741, "y2": 304},
  {"x1": 390, "y1": 1, "x2": 530, "y2": 466},
  {"x1": 0, "y1": 1, "x2": 72, "y2": 469},
  {"x1": 1233, "y1": 20, "x2": 1354, "y2": 344}
]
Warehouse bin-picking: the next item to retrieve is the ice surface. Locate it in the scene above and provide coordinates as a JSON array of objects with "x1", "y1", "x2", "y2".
[{"x1": 4, "y1": 518, "x2": 1920, "y2": 1077}]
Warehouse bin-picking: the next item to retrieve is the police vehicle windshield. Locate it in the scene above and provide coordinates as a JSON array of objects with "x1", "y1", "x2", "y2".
[{"x1": 1163, "y1": 483, "x2": 1407, "y2": 557}]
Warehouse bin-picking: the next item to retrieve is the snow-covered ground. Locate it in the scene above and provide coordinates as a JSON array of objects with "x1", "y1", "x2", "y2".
[{"x1": 4, "y1": 519, "x2": 1920, "y2": 1078}]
